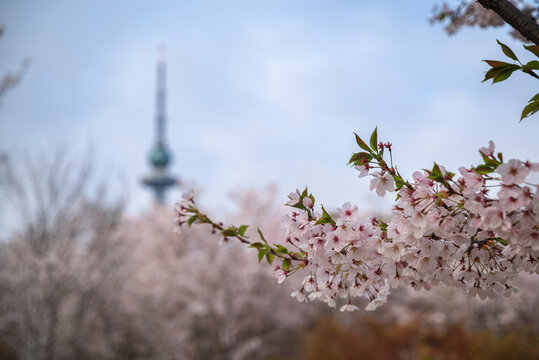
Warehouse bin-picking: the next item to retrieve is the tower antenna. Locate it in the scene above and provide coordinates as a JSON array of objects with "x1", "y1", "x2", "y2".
[{"x1": 142, "y1": 46, "x2": 178, "y2": 205}]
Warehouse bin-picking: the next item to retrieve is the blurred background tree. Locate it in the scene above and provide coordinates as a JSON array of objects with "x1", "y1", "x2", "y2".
[
  {"x1": 0, "y1": 25, "x2": 29, "y2": 105},
  {"x1": 431, "y1": 0, "x2": 539, "y2": 43},
  {"x1": 0, "y1": 155, "x2": 317, "y2": 359},
  {"x1": 0, "y1": 149, "x2": 130, "y2": 360}
]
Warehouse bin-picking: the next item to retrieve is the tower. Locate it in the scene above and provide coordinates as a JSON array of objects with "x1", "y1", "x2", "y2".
[{"x1": 142, "y1": 46, "x2": 177, "y2": 204}]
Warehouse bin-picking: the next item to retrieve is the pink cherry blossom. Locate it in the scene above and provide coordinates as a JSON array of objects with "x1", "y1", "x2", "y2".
[
  {"x1": 337, "y1": 202, "x2": 358, "y2": 220},
  {"x1": 369, "y1": 172, "x2": 395, "y2": 197},
  {"x1": 498, "y1": 185, "x2": 530, "y2": 212},
  {"x1": 286, "y1": 191, "x2": 300, "y2": 206},
  {"x1": 524, "y1": 160, "x2": 539, "y2": 172},
  {"x1": 340, "y1": 303, "x2": 359, "y2": 312},
  {"x1": 479, "y1": 140, "x2": 495, "y2": 156},
  {"x1": 354, "y1": 164, "x2": 370, "y2": 178},
  {"x1": 459, "y1": 166, "x2": 483, "y2": 193},
  {"x1": 497, "y1": 159, "x2": 529, "y2": 184},
  {"x1": 481, "y1": 206, "x2": 511, "y2": 231},
  {"x1": 274, "y1": 267, "x2": 287, "y2": 284},
  {"x1": 302, "y1": 197, "x2": 314, "y2": 209}
]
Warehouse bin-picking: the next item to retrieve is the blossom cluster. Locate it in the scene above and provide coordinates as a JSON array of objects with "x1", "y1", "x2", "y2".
[{"x1": 174, "y1": 129, "x2": 539, "y2": 312}]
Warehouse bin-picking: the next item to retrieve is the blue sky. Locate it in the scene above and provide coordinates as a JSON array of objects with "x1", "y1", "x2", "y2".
[{"x1": 1, "y1": 0, "x2": 538, "y2": 222}]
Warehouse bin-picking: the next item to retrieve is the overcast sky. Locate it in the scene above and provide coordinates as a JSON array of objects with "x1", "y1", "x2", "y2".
[{"x1": 1, "y1": 0, "x2": 538, "y2": 224}]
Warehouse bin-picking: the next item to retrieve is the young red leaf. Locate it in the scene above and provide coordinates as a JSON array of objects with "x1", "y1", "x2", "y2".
[{"x1": 483, "y1": 60, "x2": 510, "y2": 68}]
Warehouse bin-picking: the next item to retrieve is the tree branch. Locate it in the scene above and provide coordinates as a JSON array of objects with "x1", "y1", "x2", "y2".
[{"x1": 477, "y1": 0, "x2": 539, "y2": 45}]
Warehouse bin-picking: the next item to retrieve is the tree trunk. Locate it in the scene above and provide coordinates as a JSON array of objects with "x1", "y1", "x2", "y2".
[{"x1": 477, "y1": 0, "x2": 539, "y2": 45}]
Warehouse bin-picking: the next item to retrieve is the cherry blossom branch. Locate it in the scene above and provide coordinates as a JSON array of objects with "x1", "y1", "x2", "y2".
[
  {"x1": 174, "y1": 195, "x2": 308, "y2": 279},
  {"x1": 175, "y1": 129, "x2": 539, "y2": 312}
]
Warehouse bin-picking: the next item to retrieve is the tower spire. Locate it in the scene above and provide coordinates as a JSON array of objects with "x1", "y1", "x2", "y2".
[
  {"x1": 156, "y1": 45, "x2": 166, "y2": 147},
  {"x1": 142, "y1": 45, "x2": 178, "y2": 205}
]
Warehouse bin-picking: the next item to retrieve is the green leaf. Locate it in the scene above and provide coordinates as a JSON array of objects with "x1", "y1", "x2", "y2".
[
  {"x1": 222, "y1": 228, "x2": 236, "y2": 237},
  {"x1": 258, "y1": 249, "x2": 267, "y2": 263},
  {"x1": 480, "y1": 152, "x2": 500, "y2": 167},
  {"x1": 497, "y1": 39, "x2": 519, "y2": 62},
  {"x1": 281, "y1": 259, "x2": 291, "y2": 271},
  {"x1": 483, "y1": 60, "x2": 511, "y2": 68},
  {"x1": 275, "y1": 245, "x2": 289, "y2": 254},
  {"x1": 492, "y1": 65, "x2": 520, "y2": 83},
  {"x1": 523, "y1": 44, "x2": 539, "y2": 58},
  {"x1": 523, "y1": 60, "x2": 539, "y2": 71},
  {"x1": 348, "y1": 152, "x2": 373, "y2": 165},
  {"x1": 521, "y1": 97, "x2": 539, "y2": 121},
  {"x1": 481, "y1": 65, "x2": 518, "y2": 83},
  {"x1": 432, "y1": 163, "x2": 442, "y2": 177},
  {"x1": 315, "y1": 205, "x2": 336, "y2": 225},
  {"x1": 392, "y1": 175, "x2": 405, "y2": 191},
  {"x1": 258, "y1": 228, "x2": 268, "y2": 243},
  {"x1": 265, "y1": 252, "x2": 275, "y2": 265},
  {"x1": 427, "y1": 163, "x2": 445, "y2": 183},
  {"x1": 301, "y1": 187, "x2": 308, "y2": 198},
  {"x1": 249, "y1": 242, "x2": 265, "y2": 250},
  {"x1": 482, "y1": 64, "x2": 519, "y2": 83},
  {"x1": 482, "y1": 67, "x2": 500, "y2": 82},
  {"x1": 354, "y1": 133, "x2": 372, "y2": 152},
  {"x1": 493, "y1": 237, "x2": 508, "y2": 246},
  {"x1": 474, "y1": 164, "x2": 494, "y2": 174},
  {"x1": 238, "y1": 225, "x2": 248, "y2": 236},
  {"x1": 369, "y1": 127, "x2": 378, "y2": 152},
  {"x1": 187, "y1": 215, "x2": 198, "y2": 227},
  {"x1": 427, "y1": 174, "x2": 445, "y2": 183},
  {"x1": 287, "y1": 199, "x2": 307, "y2": 210}
]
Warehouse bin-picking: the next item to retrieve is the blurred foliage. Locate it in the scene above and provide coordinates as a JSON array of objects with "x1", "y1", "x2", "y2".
[
  {"x1": 278, "y1": 316, "x2": 539, "y2": 360},
  {"x1": 0, "y1": 337, "x2": 17, "y2": 360}
]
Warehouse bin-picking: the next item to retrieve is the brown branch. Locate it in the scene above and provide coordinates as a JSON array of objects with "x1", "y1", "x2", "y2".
[{"x1": 477, "y1": 0, "x2": 539, "y2": 45}]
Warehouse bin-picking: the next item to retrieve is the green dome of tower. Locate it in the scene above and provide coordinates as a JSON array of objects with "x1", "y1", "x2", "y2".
[{"x1": 149, "y1": 146, "x2": 171, "y2": 169}]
